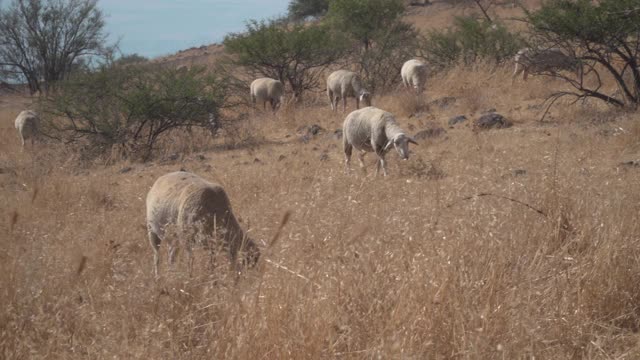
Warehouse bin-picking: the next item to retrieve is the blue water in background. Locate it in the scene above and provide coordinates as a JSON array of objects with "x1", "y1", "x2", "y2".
[{"x1": 101, "y1": 0, "x2": 289, "y2": 58}]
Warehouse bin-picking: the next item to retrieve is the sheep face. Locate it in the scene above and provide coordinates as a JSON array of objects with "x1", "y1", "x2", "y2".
[
  {"x1": 385, "y1": 134, "x2": 418, "y2": 160},
  {"x1": 359, "y1": 92, "x2": 372, "y2": 106}
]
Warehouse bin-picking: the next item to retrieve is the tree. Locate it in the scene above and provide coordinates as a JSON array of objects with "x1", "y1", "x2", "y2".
[
  {"x1": 41, "y1": 65, "x2": 226, "y2": 161},
  {"x1": 0, "y1": 0, "x2": 113, "y2": 94},
  {"x1": 288, "y1": 0, "x2": 329, "y2": 21},
  {"x1": 423, "y1": 17, "x2": 522, "y2": 70},
  {"x1": 527, "y1": 0, "x2": 640, "y2": 108},
  {"x1": 223, "y1": 19, "x2": 348, "y2": 99},
  {"x1": 326, "y1": 0, "x2": 405, "y2": 50}
]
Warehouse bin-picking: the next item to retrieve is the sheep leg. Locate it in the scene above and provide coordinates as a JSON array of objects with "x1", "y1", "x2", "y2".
[
  {"x1": 328, "y1": 89, "x2": 335, "y2": 111},
  {"x1": 512, "y1": 64, "x2": 523, "y2": 84},
  {"x1": 375, "y1": 152, "x2": 387, "y2": 176},
  {"x1": 148, "y1": 229, "x2": 161, "y2": 277},
  {"x1": 356, "y1": 97, "x2": 360, "y2": 110},
  {"x1": 342, "y1": 96, "x2": 347, "y2": 113},
  {"x1": 186, "y1": 245, "x2": 194, "y2": 278},
  {"x1": 344, "y1": 142, "x2": 352, "y2": 174},
  {"x1": 358, "y1": 152, "x2": 367, "y2": 175},
  {"x1": 522, "y1": 68, "x2": 529, "y2": 82}
]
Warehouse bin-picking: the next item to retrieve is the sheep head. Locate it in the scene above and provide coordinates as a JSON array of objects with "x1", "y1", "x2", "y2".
[
  {"x1": 385, "y1": 134, "x2": 418, "y2": 160},
  {"x1": 359, "y1": 92, "x2": 372, "y2": 106}
]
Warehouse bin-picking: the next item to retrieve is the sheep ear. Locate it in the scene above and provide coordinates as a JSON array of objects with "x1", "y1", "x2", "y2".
[
  {"x1": 408, "y1": 137, "x2": 419, "y2": 145},
  {"x1": 384, "y1": 140, "x2": 394, "y2": 151}
]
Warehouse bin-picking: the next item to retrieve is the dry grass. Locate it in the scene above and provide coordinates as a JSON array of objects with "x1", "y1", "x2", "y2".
[
  {"x1": 2, "y1": 4, "x2": 640, "y2": 359},
  {"x1": 2, "y1": 61, "x2": 640, "y2": 359}
]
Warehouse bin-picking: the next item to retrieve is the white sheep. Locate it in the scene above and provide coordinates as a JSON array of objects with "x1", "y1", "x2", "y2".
[
  {"x1": 146, "y1": 171, "x2": 260, "y2": 277},
  {"x1": 327, "y1": 70, "x2": 371, "y2": 112},
  {"x1": 401, "y1": 59, "x2": 428, "y2": 94},
  {"x1": 250, "y1": 77, "x2": 284, "y2": 112},
  {"x1": 512, "y1": 47, "x2": 580, "y2": 83},
  {"x1": 343, "y1": 106, "x2": 418, "y2": 177},
  {"x1": 14, "y1": 110, "x2": 39, "y2": 149}
]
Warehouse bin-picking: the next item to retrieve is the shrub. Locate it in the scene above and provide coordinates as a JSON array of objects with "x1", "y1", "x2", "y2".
[
  {"x1": 40, "y1": 64, "x2": 226, "y2": 161},
  {"x1": 423, "y1": 17, "x2": 523, "y2": 70},
  {"x1": 224, "y1": 18, "x2": 348, "y2": 100},
  {"x1": 326, "y1": 0, "x2": 419, "y2": 93}
]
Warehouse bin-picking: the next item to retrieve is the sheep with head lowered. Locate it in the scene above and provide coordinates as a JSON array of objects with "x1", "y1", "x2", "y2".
[
  {"x1": 146, "y1": 171, "x2": 260, "y2": 277},
  {"x1": 327, "y1": 70, "x2": 372, "y2": 112},
  {"x1": 250, "y1": 77, "x2": 284, "y2": 112},
  {"x1": 343, "y1": 106, "x2": 418, "y2": 177},
  {"x1": 14, "y1": 110, "x2": 39, "y2": 149},
  {"x1": 401, "y1": 59, "x2": 428, "y2": 94},
  {"x1": 512, "y1": 47, "x2": 581, "y2": 83}
]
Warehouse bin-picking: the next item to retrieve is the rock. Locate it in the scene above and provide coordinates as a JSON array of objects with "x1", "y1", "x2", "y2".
[
  {"x1": 278, "y1": 155, "x2": 286, "y2": 161},
  {"x1": 253, "y1": 158, "x2": 261, "y2": 163},
  {"x1": 513, "y1": 169, "x2": 527, "y2": 176},
  {"x1": 167, "y1": 153, "x2": 180, "y2": 161},
  {"x1": 428, "y1": 96, "x2": 456, "y2": 110},
  {"x1": 473, "y1": 113, "x2": 512, "y2": 130},
  {"x1": 483, "y1": 108, "x2": 497, "y2": 114},
  {"x1": 297, "y1": 124, "x2": 325, "y2": 137},
  {"x1": 319, "y1": 153, "x2": 329, "y2": 161},
  {"x1": 414, "y1": 127, "x2": 446, "y2": 140},
  {"x1": 448, "y1": 115, "x2": 467, "y2": 126},
  {"x1": 196, "y1": 154, "x2": 206, "y2": 161},
  {"x1": 331, "y1": 129, "x2": 343, "y2": 140},
  {"x1": 119, "y1": 166, "x2": 133, "y2": 174}
]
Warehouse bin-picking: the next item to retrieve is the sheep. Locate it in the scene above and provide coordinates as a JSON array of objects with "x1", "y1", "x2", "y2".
[
  {"x1": 327, "y1": 70, "x2": 372, "y2": 112},
  {"x1": 250, "y1": 77, "x2": 284, "y2": 112},
  {"x1": 146, "y1": 171, "x2": 260, "y2": 277},
  {"x1": 343, "y1": 106, "x2": 418, "y2": 177},
  {"x1": 14, "y1": 110, "x2": 39, "y2": 149},
  {"x1": 401, "y1": 59, "x2": 428, "y2": 94},
  {"x1": 512, "y1": 47, "x2": 580, "y2": 83}
]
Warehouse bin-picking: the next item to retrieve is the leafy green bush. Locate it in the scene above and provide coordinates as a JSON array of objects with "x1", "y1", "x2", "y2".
[
  {"x1": 40, "y1": 64, "x2": 226, "y2": 161},
  {"x1": 423, "y1": 17, "x2": 523, "y2": 70},
  {"x1": 224, "y1": 19, "x2": 348, "y2": 99},
  {"x1": 327, "y1": 0, "x2": 405, "y2": 50},
  {"x1": 324, "y1": 0, "x2": 418, "y2": 93}
]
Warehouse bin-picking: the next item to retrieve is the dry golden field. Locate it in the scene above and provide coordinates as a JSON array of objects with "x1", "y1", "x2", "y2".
[
  {"x1": 2, "y1": 63, "x2": 640, "y2": 359},
  {"x1": 2, "y1": 2, "x2": 640, "y2": 359}
]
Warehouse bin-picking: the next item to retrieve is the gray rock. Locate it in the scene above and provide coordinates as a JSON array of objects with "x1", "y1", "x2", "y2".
[
  {"x1": 473, "y1": 113, "x2": 512, "y2": 130},
  {"x1": 119, "y1": 166, "x2": 133, "y2": 174},
  {"x1": 448, "y1": 115, "x2": 467, "y2": 126},
  {"x1": 297, "y1": 124, "x2": 325, "y2": 138},
  {"x1": 332, "y1": 129, "x2": 343, "y2": 140},
  {"x1": 513, "y1": 169, "x2": 527, "y2": 176}
]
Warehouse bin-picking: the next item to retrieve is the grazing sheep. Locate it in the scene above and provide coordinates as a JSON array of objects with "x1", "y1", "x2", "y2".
[
  {"x1": 512, "y1": 47, "x2": 580, "y2": 83},
  {"x1": 343, "y1": 106, "x2": 418, "y2": 176},
  {"x1": 14, "y1": 110, "x2": 39, "y2": 149},
  {"x1": 250, "y1": 77, "x2": 284, "y2": 112},
  {"x1": 327, "y1": 70, "x2": 372, "y2": 112},
  {"x1": 146, "y1": 171, "x2": 260, "y2": 277},
  {"x1": 401, "y1": 59, "x2": 428, "y2": 94}
]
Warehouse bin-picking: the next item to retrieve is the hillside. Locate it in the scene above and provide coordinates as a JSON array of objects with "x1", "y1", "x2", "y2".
[{"x1": 2, "y1": 1, "x2": 640, "y2": 359}]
